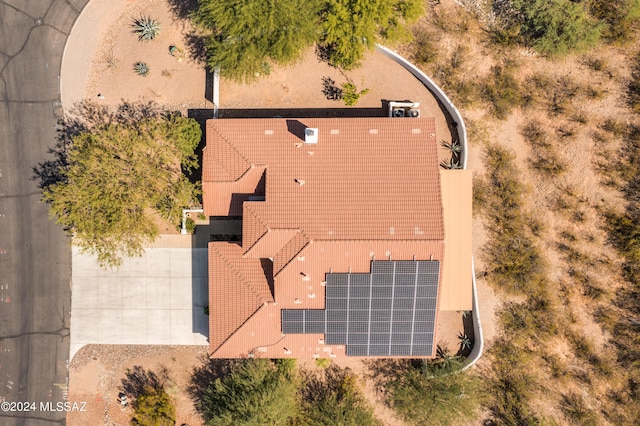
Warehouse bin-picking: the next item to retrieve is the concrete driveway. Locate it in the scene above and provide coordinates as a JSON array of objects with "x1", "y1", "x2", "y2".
[{"x1": 70, "y1": 241, "x2": 209, "y2": 359}]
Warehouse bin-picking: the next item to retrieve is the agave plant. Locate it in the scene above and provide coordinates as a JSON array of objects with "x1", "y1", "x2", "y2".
[
  {"x1": 133, "y1": 61, "x2": 149, "y2": 76},
  {"x1": 440, "y1": 158, "x2": 462, "y2": 170},
  {"x1": 458, "y1": 332, "x2": 472, "y2": 351},
  {"x1": 441, "y1": 139, "x2": 462, "y2": 154},
  {"x1": 132, "y1": 16, "x2": 160, "y2": 41}
]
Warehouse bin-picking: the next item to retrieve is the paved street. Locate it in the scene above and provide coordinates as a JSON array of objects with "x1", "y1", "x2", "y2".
[{"x1": 0, "y1": 0, "x2": 89, "y2": 424}]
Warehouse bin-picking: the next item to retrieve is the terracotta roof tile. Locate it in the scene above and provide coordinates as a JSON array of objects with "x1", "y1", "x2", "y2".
[
  {"x1": 242, "y1": 203, "x2": 269, "y2": 250},
  {"x1": 203, "y1": 165, "x2": 266, "y2": 216},
  {"x1": 273, "y1": 231, "x2": 310, "y2": 277},
  {"x1": 203, "y1": 117, "x2": 452, "y2": 358},
  {"x1": 208, "y1": 243, "x2": 274, "y2": 353},
  {"x1": 244, "y1": 228, "x2": 301, "y2": 259},
  {"x1": 202, "y1": 127, "x2": 251, "y2": 182},
  {"x1": 203, "y1": 118, "x2": 443, "y2": 241}
]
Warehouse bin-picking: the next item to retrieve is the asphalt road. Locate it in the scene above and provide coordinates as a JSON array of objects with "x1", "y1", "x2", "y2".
[{"x1": 0, "y1": 0, "x2": 88, "y2": 424}]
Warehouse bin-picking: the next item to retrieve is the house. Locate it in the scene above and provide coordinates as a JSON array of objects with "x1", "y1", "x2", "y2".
[{"x1": 203, "y1": 117, "x2": 472, "y2": 358}]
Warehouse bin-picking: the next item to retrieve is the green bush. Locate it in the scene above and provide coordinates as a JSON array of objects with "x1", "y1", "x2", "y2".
[
  {"x1": 195, "y1": 359, "x2": 300, "y2": 425},
  {"x1": 341, "y1": 82, "x2": 369, "y2": 106},
  {"x1": 300, "y1": 365, "x2": 381, "y2": 426},
  {"x1": 132, "y1": 386, "x2": 175, "y2": 426},
  {"x1": 388, "y1": 366, "x2": 483, "y2": 426},
  {"x1": 513, "y1": 0, "x2": 602, "y2": 55}
]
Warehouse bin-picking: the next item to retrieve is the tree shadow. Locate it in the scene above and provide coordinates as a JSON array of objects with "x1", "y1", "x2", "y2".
[
  {"x1": 184, "y1": 32, "x2": 208, "y2": 65},
  {"x1": 120, "y1": 365, "x2": 170, "y2": 397},
  {"x1": 321, "y1": 76, "x2": 343, "y2": 101},
  {"x1": 187, "y1": 355, "x2": 237, "y2": 408},
  {"x1": 165, "y1": 0, "x2": 199, "y2": 21},
  {"x1": 299, "y1": 364, "x2": 354, "y2": 403},
  {"x1": 363, "y1": 358, "x2": 408, "y2": 399}
]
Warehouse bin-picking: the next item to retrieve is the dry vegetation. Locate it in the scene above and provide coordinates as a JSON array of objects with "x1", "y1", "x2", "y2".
[{"x1": 402, "y1": 0, "x2": 640, "y2": 424}]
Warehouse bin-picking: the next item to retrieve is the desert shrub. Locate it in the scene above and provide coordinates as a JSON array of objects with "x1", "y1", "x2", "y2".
[
  {"x1": 411, "y1": 26, "x2": 439, "y2": 65},
  {"x1": 498, "y1": 295, "x2": 558, "y2": 343},
  {"x1": 132, "y1": 386, "x2": 176, "y2": 426},
  {"x1": 194, "y1": 358, "x2": 300, "y2": 425},
  {"x1": 529, "y1": 150, "x2": 566, "y2": 178},
  {"x1": 486, "y1": 338, "x2": 540, "y2": 425},
  {"x1": 300, "y1": 365, "x2": 381, "y2": 426},
  {"x1": 628, "y1": 52, "x2": 640, "y2": 114},
  {"x1": 480, "y1": 65, "x2": 522, "y2": 119},
  {"x1": 120, "y1": 366, "x2": 175, "y2": 426},
  {"x1": 521, "y1": 121, "x2": 549, "y2": 147},
  {"x1": 472, "y1": 175, "x2": 488, "y2": 214},
  {"x1": 560, "y1": 392, "x2": 599, "y2": 426},
  {"x1": 387, "y1": 364, "x2": 484, "y2": 426},
  {"x1": 481, "y1": 145, "x2": 546, "y2": 293},
  {"x1": 587, "y1": 0, "x2": 640, "y2": 44},
  {"x1": 543, "y1": 353, "x2": 569, "y2": 380},
  {"x1": 547, "y1": 75, "x2": 581, "y2": 116}
]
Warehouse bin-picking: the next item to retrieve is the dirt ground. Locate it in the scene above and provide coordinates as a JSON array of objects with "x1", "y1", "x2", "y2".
[{"x1": 68, "y1": 0, "x2": 476, "y2": 425}]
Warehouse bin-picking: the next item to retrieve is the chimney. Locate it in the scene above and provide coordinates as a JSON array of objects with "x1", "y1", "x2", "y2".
[{"x1": 304, "y1": 128, "x2": 318, "y2": 144}]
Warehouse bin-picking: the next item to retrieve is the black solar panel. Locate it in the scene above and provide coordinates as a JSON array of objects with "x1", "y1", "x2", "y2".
[{"x1": 281, "y1": 260, "x2": 440, "y2": 356}]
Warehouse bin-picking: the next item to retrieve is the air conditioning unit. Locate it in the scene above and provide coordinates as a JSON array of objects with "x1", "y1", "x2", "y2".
[
  {"x1": 408, "y1": 109, "x2": 421, "y2": 118},
  {"x1": 392, "y1": 108, "x2": 405, "y2": 118}
]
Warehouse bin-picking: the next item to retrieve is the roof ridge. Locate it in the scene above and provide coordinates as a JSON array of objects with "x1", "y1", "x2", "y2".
[
  {"x1": 210, "y1": 245, "x2": 273, "y2": 302},
  {"x1": 243, "y1": 227, "x2": 300, "y2": 258},
  {"x1": 212, "y1": 126, "x2": 252, "y2": 181},
  {"x1": 273, "y1": 233, "x2": 310, "y2": 278},
  {"x1": 210, "y1": 304, "x2": 265, "y2": 354},
  {"x1": 242, "y1": 203, "x2": 270, "y2": 250}
]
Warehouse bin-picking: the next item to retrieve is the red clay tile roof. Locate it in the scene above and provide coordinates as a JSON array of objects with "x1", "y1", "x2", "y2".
[
  {"x1": 244, "y1": 228, "x2": 301, "y2": 259},
  {"x1": 208, "y1": 243, "x2": 274, "y2": 353},
  {"x1": 203, "y1": 117, "x2": 447, "y2": 358},
  {"x1": 203, "y1": 165, "x2": 266, "y2": 216},
  {"x1": 203, "y1": 118, "x2": 443, "y2": 242}
]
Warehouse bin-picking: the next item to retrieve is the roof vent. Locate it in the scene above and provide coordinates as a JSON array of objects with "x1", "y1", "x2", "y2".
[
  {"x1": 369, "y1": 129, "x2": 379, "y2": 134},
  {"x1": 305, "y1": 128, "x2": 319, "y2": 144},
  {"x1": 264, "y1": 129, "x2": 274, "y2": 135},
  {"x1": 330, "y1": 129, "x2": 340, "y2": 135},
  {"x1": 294, "y1": 178, "x2": 305, "y2": 186}
]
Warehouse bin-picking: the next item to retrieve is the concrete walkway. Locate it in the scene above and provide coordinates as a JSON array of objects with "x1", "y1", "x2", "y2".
[{"x1": 70, "y1": 241, "x2": 208, "y2": 359}]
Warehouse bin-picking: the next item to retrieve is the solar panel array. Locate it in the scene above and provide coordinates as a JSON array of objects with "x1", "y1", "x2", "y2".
[{"x1": 281, "y1": 260, "x2": 440, "y2": 356}]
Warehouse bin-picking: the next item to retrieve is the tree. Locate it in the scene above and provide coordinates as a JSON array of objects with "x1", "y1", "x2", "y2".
[
  {"x1": 39, "y1": 102, "x2": 201, "y2": 268},
  {"x1": 300, "y1": 365, "x2": 381, "y2": 426},
  {"x1": 513, "y1": 0, "x2": 601, "y2": 55},
  {"x1": 320, "y1": 0, "x2": 423, "y2": 69},
  {"x1": 192, "y1": 0, "x2": 321, "y2": 82},
  {"x1": 195, "y1": 359, "x2": 300, "y2": 425},
  {"x1": 389, "y1": 366, "x2": 483, "y2": 426}
]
